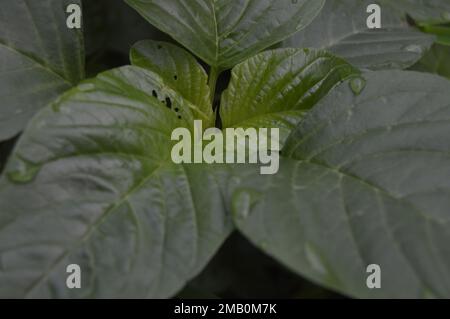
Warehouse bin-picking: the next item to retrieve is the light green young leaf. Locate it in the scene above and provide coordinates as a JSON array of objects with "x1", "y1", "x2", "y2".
[
  {"x1": 125, "y1": 0, "x2": 325, "y2": 69},
  {"x1": 131, "y1": 40, "x2": 214, "y2": 126},
  {"x1": 220, "y1": 48, "x2": 359, "y2": 143},
  {"x1": 0, "y1": 0, "x2": 85, "y2": 141},
  {"x1": 0, "y1": 66, "x2": 231, "y2": 298},
  {"x1": 284, "y1": 0, "x2": 435, "y2": 70},
  {"x1": 232, "y1": 71, "x2": 450, "y2": 298}
]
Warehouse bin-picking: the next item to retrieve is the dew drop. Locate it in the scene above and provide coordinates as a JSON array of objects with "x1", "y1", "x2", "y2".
[
  {"x1": 403, "y1": 44, "x2": 424, "y2": 55},
  {"x1": 349, "y1": 76, "x2": 366, "y2": 96},
  {"x1": 232, "y1": 190, "x2": 255, "y2": 221},
  {"x1": 78, "y1": 82, "x2": 96, "y2": 92},
  {"x1": 7, "y1": 156, "x2": 41, "y2": 184},
  {"x1": 304, "y1": 243, "x2": 328, "y2": 276}
]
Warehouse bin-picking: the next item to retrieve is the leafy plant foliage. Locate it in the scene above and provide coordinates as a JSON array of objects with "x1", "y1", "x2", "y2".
[
  {"x1": 1, "y1": 0, "x2": 450, "y2": 299},
  {"x1": 0, "y1": 0, "x2": 84, "y2": 142}
]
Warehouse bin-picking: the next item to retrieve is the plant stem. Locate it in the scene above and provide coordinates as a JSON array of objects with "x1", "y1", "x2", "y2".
[{"x1": 208, "y1": 66, "x2": 220, "y2": 106}]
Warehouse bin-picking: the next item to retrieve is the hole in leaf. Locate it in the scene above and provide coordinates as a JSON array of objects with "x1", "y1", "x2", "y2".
[
  {"x1": 165, "y1": 97, "x2": 172, "y2": 109},
  {"x1": 174, "y1": 107, "x2": 179, "y2": 112},
  {"x1": 152, "y1": 90, "x2": 158, "y2": 98},
  {"x1": 178, "y1": 115, "x2": 182, "y2": 120},
  {"x1": 174, "y1": 75, "x2": 178, "y2": 80}
]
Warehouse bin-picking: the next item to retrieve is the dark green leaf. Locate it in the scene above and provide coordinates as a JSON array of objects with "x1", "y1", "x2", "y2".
[
  {"x1": 0, "y1": 0, "x2": 85, "y2": 141},
  {"x1": 284, "y1": 0, "x2": 435, "y2": 70},
  {"x1": 232, "y1": 71, "x2": 450, "y2": 298},
  {"x1": 0, "y1": 66, "x2": 230, "y2": 298},
  {"x1": 125, "y1": 0, "x2": 325, "y2": 69}
]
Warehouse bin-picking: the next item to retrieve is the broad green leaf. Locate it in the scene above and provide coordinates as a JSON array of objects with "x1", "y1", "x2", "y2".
[
  {"x1": 125, "y1": 0, "x2": 325, "y2": 69},
  {"x1": 131, "y1": 40, "x2": 213, "y2": 125},
  {"x1": 0, "y1": 66, "x2": 231, "y2": 298},
  {"x1": 0, "y1": 0, "x2": 85, "y2": 141},
  {"x1": 284, "y1": 0, "x2": 435, "y2": 70},
  {"x1": 232, "y1": 71, "x2": 450, "y2": 298},
  {"x1": 411, "y1": 44, "x2": 450, "y2": 79},
  {"x1": 220, "y1": 48, "x2": 359, "y2": 143}
]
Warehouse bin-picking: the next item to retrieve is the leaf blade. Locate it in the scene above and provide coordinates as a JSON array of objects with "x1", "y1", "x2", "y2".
[
  {"x1": 125, "y1": 0, "x2": 325, "y2": 69},
  {"x1": 0, "y1": 66, "x2": 231, "y2": 298},
  {"x1": 232, "y1": 71, "x2": 450, "y2": 298},
  {"x1": 0, "y1": 0, "x2": 85, "y2": 141}
]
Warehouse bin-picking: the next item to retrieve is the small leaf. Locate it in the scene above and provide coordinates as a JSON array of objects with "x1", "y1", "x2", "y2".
[
  {"x1": 125, "y1": 0, "x2": 325, "y2": 69},
  {"x1": 232, "y1": 71, "x2": 450, "y2": 298},
  {"x1": 0, "y1": 66, "x2": 232, "y2": 298},
  {"x1": 131, "y1": 40, "x2": 214, "y2": 126},
  {"x1": 0, "y1": 0, "x2": 85, "y2": 141},
  {"x1": 220, "y1": 48, "x2": 359, "y2": 144}
]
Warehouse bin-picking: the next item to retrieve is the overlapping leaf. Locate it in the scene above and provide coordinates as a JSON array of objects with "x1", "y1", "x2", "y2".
[
  {"x1": 131, "y1": 40, "x2": 214, "y2": 125},
  {"x1": 0, "y1": 64, "x2": 230, "y2": 298},
  {"x1": 220, "y1": 48, "x2": 359, "y2": 143},
  {"x1": 232, "y1": 71, "x2": 450, "y2": 298},
  {"x1": 0, "y1": 0, "x2": 84, "y2": 141},
  {"x1": 125, "y1": 0, "x2": 325, "y2": 69}
]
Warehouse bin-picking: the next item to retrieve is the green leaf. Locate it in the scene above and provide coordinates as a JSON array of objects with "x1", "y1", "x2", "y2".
[
  {"x1": 232, "y1": 71, "x2": 450, "y2": 298},
  {"x1": 131, "y1": 40, "x2": 214, "y2": 126},
  {"x1": 0, "y1": 0, "x2": 85, "y2": 141},
  {"x1": 0, "y1": 66, "x2": 231, "y2": 298},
  {"x1": 220, "y1": 48, "x2": 359, "y2": 144},
  {"x1": 419, "y1": 24, "x2": 450, "y2": 46},
  {"x1": 125, "y1": 0, "x2": 325, "y2": 69},
  {"x1": 390, "y1": 0, "x2": 450, "y2": 25},
  {"x1": 411, "y1": 44, "x2": 450, "y2": 79},
  {"x1": 284, "y1": 0, "x2": 435, "y2": 70}
]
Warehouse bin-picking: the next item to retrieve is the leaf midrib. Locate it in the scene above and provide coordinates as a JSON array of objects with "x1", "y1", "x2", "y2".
[{"x1": 0, "y1": 40, "x2": 71, "y2": 86}]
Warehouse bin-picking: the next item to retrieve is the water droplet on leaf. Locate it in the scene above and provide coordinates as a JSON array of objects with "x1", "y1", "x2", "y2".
[
  {"x1": 232, "y1": 189, "x2": 259, "y2": 221},
  {"x1": 403, "y1": 44, "x2": 424, "y2": 55},
  {"x1": 7, "y1": 156, "x2": 41, "y2": 184},
  {"x1": 78, "y1": 82, "x2": 96, "y2": 92},
  {"x1": 349, "y1": 77, "x2": 366, "y2": 95},
  {"x1": 305, "y1": 243, "x2": 328, "y2": 276},
  {"x1": 232, "y1": 191, "x2": 252, "y2": 220}
]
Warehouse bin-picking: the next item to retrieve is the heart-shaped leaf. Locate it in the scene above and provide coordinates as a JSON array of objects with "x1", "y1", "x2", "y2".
[
  {"x1": 125, "y1": 0, "x2": 325, "y2": 69},
  {"x1": 0, "y1": 0, "x2": 85, "y2": 141},
  {"x1": 220, "y1": 48, "x2": 359, "y2": 143},
  {"x1": 232, "y1": 71, "x2": 450, "y2": 298},
  {"x1": 0, "y1": 65, "x2": 230, "y2": 298},
  {"x1": 284, "y1": 0, "x2": 435, "y2": 70}
]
